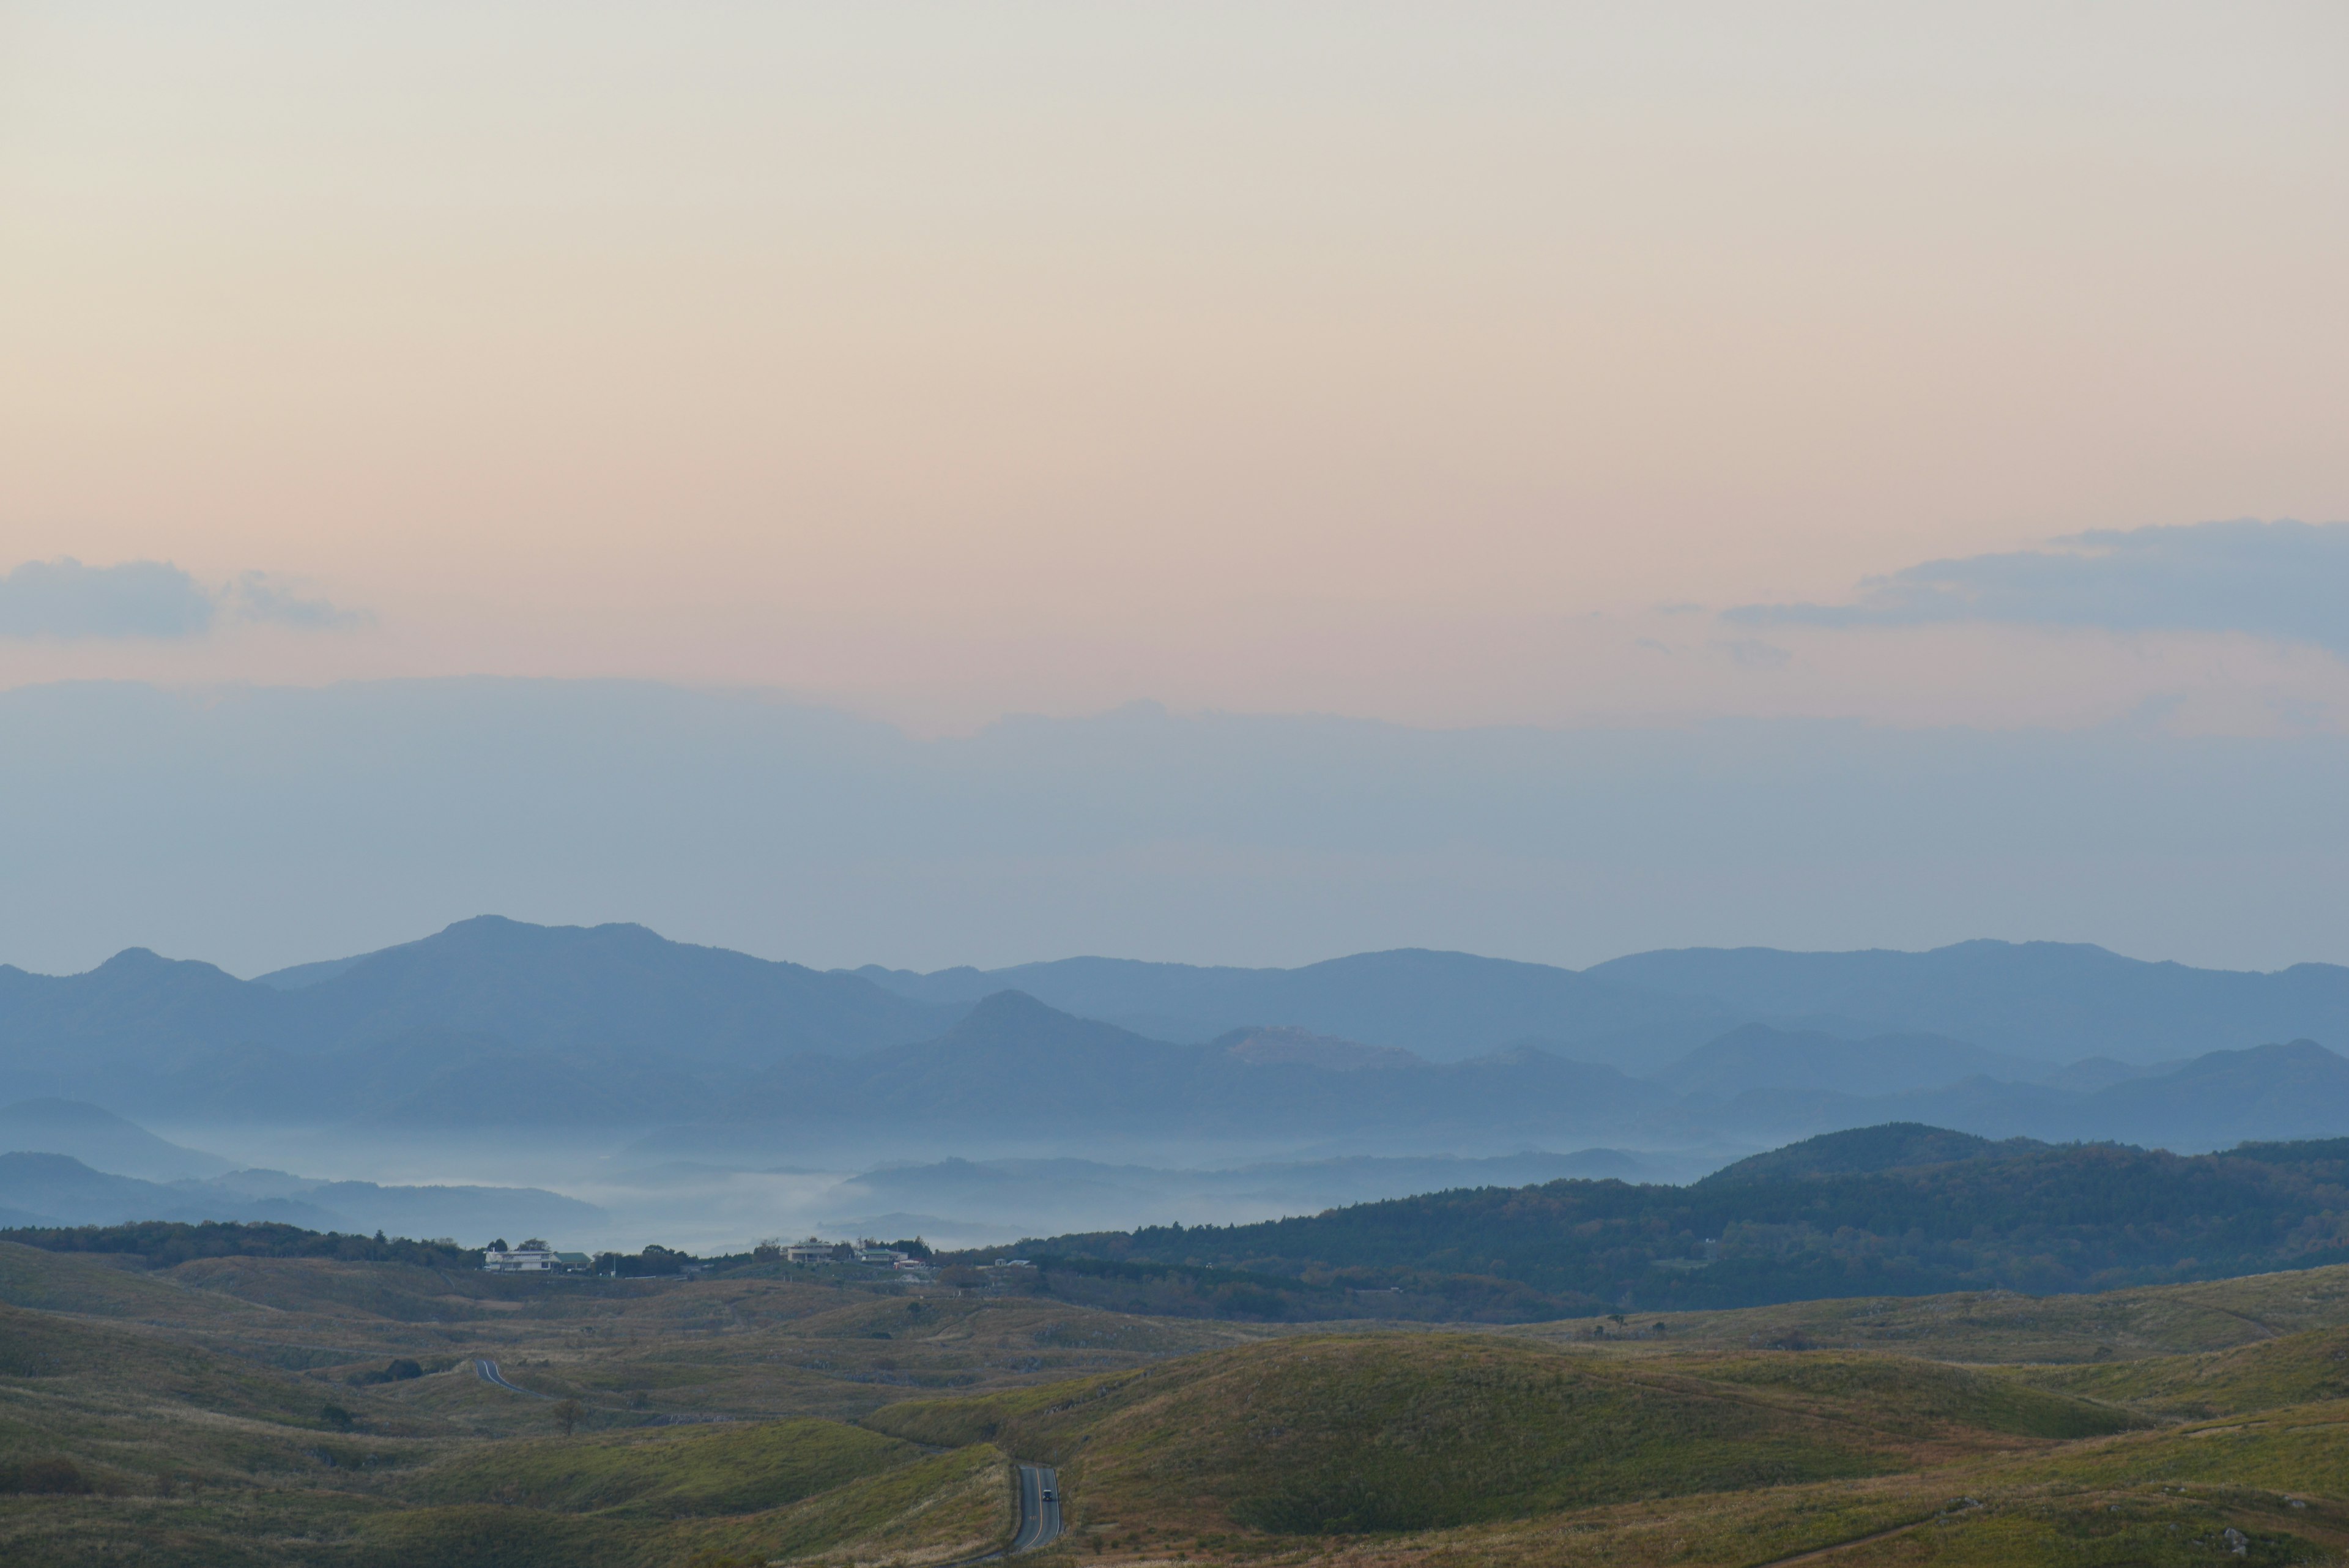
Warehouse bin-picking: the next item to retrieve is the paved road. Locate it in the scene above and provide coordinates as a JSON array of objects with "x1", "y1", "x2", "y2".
[
  {"x1": 473, "y1": 1358, "x2": 554, "y2": 1400},
  {"x1": 1009, "y1": 1464, "x2": 1062, "y2": 1555},
  {"x1": 937, "y1": 1462, "x2": 1063, "y2": 1566}
]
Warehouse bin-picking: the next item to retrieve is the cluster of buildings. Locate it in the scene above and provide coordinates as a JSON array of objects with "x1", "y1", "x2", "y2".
[
  {"x1": 480, "y1": 1239, "x2": 591, "y2": 1274},
  {"x1": 479, "y1": 1236, "x2": 935, "y2": 1276},
  {"x1": 769, "y1": 1237, "x2": 929, "y2": 1272}
]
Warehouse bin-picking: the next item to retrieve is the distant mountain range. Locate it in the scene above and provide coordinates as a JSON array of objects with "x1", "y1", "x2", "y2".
[
  {"x1": 616, "y1": 996, "x2": 2349, "y2": 1160},
  {"x1": 4, "y1": 916, "x2": 2347, "y2": 1157},
  {"x1": 852, "y1": 950, "x2": 1720, "y2": 1065},
  {"x1": 0, "y1": 915, "x2": 956, "y2": 1090},
  {"x1": 1587, "y1": 943, "x2": 2349, "y2": 1064},
  {"x1": 857, "y1": 940, "x2": 2349, "y2": 1064}
]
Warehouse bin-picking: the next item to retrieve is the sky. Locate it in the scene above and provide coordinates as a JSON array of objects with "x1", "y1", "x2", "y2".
[
  {"x1": 2, "y1": 6, "x2": 2347, "y2": 975},
  {"x1": 2, "y1": 2, "x2": 2345, "y2": 733},
  {"x1": 6, "y1": 682, "x2": 2347, "y2": 979}
]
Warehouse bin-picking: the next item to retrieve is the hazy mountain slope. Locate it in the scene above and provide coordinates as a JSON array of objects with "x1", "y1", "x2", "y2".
[
  {"x1": 1657, "y1": 1024, "x2": 2039, "y2": 1098},
  {"x1": 1589, "y1": 940, "x2": 2349, "y2": 1062},
  {"x1": 0, "y1": 918, "x2": 964, "y2": 1105},
  {"x1": 854, "y1": 949, "x2": 1722, "y2": 1061},
  {"x1": 0, "y1": 1150, "x2": 603, "y2": 1239},
  {"x1": 790, "y1": 1001, "x2": 2349, "y2": 1157},
  {"x1": 1214, "y1": 1026, "x2": 1420, "y2": 1071},
  {"x1": 1631, "y1": 1039, "x2": 2349, "y2": 1154},
  {"x1": 0, "y1": 1153, "x2": 330, "y2": 1229},
  {"x1": 267, "y1": 915, "x2": 959, "y2": 1060},
  {"x1": 0, "y1": 949, "x2": 285, "y2": 1077},
  {"x1": 0, "y1": 1099, "x2": 230, "y2": 1180},
  {"x1": 721, "y1": 991, "x2": 1673, "y2": 1141},
  {"x1": 2084, "y1": 1039, "x2": 2349, "y2": 1143},
  {"x1": 189, "y1": 1170, "x2": 605, "y2": 1242},
  {"x1": 248, "y1": 954, "x2": 363, "y2": 990},
  {"x1": 866, "y1": 939, "x2": 2349, "y2": 1069},
  {"x1": 114, "y1": 1027, "x2": 746, "y2": 1126},
  {"x1": 1879, "y1": 1039, "x2": 2349, "y2": 1151}
]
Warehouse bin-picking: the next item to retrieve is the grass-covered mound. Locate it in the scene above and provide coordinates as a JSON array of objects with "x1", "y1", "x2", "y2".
[
  {"x1": 870, "y1": 1334, "x2": 2085, "y2": 1535},
  {"x1": 401, "y1": 1417, "x2": 920, "y2": 1518},
  {"x1": 2027, "y1": 1323, "x2": 2349, "y2": 1421},
  {"x1": 0, "y1": 1298, "x2": 362, "y2": 1436},
  {"x1": 362, "y1": 1442, "x2": 1012, "y2": 1568},
  {"x1": 1685, "y1": 1351, "x2": 2140, "y2": 1441},
  {"x1": 713, "y1": 1444, "x2": 1010, "y2": 1564}
]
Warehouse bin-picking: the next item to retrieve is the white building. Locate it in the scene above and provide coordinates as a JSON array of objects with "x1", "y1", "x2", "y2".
[
  {"x1": 783, "y1": 1239, "x2": 837, "y2": 1264},
  {"x1": 482, "y1": 1239, "x2": 560, "y2": 1273}
]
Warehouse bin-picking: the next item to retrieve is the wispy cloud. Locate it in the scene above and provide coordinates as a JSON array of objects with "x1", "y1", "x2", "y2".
[
  {"x1": 1727, "y1": 519, "x2": 2349, "y2": 656},
  {"x1": 1713, "y1": 637, "x2": 1791, "y2": 670},
  {"x1": 0, "y1": 558, "x2": 365, "y2": 641},
  {"x1": 226, "y1": 571, "x2": 368, "y2": 630}
]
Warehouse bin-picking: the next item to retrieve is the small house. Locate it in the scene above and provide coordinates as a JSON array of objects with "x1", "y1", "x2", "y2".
[{"x1": 482, "y1": 1240, "x2": 560, "y2": 1273}]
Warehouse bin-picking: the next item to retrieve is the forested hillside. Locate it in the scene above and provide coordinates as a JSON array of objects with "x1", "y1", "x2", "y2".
[{"x1": 1011, "y1": 1128, "x2": 2349, "y2": 1317}]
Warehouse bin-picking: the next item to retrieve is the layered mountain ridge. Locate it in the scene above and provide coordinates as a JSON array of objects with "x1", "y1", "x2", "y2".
[{"x1": 2, "y1": 917, "x2": 2346, "y2": 1159}]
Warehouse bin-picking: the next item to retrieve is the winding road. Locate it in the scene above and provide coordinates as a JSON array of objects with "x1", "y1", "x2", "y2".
[{"x1": 473, "y1": 1358, "x2": 554, "y2": 1399}]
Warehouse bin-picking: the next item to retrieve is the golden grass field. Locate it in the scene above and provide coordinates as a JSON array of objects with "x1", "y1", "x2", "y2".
[{"x1": 4, "y1": 1239, "x2": 2348, "y2": 1566}]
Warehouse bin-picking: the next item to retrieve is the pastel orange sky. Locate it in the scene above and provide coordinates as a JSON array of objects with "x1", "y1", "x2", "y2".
[{"x1": 4, "y1": 2, "x2": 2346, "y2": 731}]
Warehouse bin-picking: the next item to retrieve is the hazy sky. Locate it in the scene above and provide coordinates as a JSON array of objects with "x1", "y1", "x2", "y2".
[
  {"x1": 5, "y1": 3, "x2": 2347, "y2": 733},
  {"x1": 8, "y1": 682, "x2": 2348, "y2": 978}
]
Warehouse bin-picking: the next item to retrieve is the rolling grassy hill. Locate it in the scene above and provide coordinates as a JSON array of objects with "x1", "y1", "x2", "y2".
[
  {"x1": 862, "y1": 1333, "x2": 2129, "y2": 1534},
  {"x1": 859, "y1": 1305, "x2": 2349, "y2": 1565},
  {"x1": 6, "y1": 1231, "x2": 2349, "y2": 1565}
]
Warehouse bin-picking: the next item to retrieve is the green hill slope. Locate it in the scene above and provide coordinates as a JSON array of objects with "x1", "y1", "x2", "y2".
[{"x1": 865, "y1": 1333, "x2": 2126, "y2": 1536}]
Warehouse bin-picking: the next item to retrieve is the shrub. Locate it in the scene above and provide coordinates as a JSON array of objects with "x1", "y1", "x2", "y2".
[{"x1": 0, "y1": 1457, "x2": 92, "y2": 1495}]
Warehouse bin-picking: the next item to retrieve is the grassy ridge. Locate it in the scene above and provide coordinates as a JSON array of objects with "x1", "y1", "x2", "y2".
[
  {"x1": 867, "y1": 1334, "x2": 2138, "y2": 1537},
  {"x1": 400, "y1": 1418, "x2": 919, "y2": 1517},
  {"x1": 7, "y1": 1237, "x2": 2349, "y2": 1566},
  {"x1": 2026, "y1": 1325, "x2": 2349, "y2": 1420},
  {"x1": 0, "y1": 1299, "x2": 370, "y2": 1436},
  {"x1": 692, "y1": 1443, "x2": 1009, "y2": 1564},
  {"x1": 357, "y1": 1430, "x2": 1005, "y2": 1568},
  {"x1": 1688, "y1": 1352, "x2": 2142, "y2": 1440}
]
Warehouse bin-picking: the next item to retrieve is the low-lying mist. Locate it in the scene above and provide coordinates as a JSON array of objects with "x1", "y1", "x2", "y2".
[{"x1": 119, "y1": 1121, "x2": 1745, "y2": 1257}]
